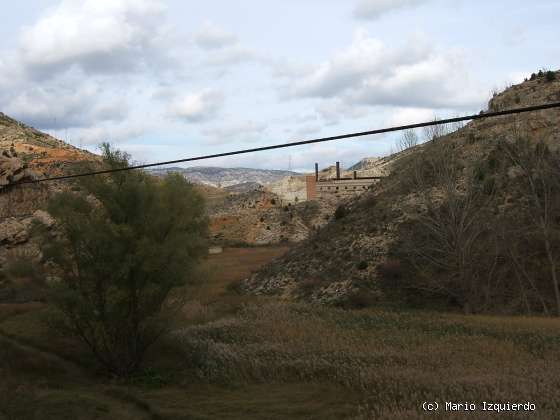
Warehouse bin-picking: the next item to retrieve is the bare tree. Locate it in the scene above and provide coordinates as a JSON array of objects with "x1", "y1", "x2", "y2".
[
  {"x1": 396, "y1": 129, "x2": 419, "y2": 152},
  {"x1": 408, "y1": 180, "x2": 493, "y2": 313},
  {"x1": 502, "y1": 138, "x2": 560, "y2": 316},
  {"x1": 423, "y1": 118, "x2": 450, "y2": 142}
]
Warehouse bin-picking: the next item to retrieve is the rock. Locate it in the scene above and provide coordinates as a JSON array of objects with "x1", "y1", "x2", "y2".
[
  {"x1": 33, "y1": 210, "x2": 55, "y2": 228},
  {"x1": 0, "y1": 217, "x2": 32, "y2": 246},
  {"x1": 0, "y1": 149, "x2": 40, "y2": 188}
]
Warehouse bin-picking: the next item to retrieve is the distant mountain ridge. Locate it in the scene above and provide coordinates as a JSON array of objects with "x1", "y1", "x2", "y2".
[{"x1": 149, "y1": 166, "x2": 301, "y2": 188}]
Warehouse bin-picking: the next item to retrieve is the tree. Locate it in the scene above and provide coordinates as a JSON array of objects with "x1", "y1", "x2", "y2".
[
  {"x1": 401, "y1": 181, "x2": 493, "y2": 313},
  {"x1": 396, "y1": 129, "x2": 419, "y2": 152},
  {"x1": 37, "y1": 144, "x2": 208, "y2": 376},
  {"x1": 501, "y1": 138, "x2": 560, "y2": 316}
]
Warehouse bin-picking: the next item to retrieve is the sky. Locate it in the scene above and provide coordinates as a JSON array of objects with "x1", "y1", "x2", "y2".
[{"x1": 0, "y1": 0, "x2": 558, "y2": 172}]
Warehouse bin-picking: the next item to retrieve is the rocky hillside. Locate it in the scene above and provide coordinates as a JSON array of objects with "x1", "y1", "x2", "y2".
[
  {"x1": 267, "y1": 176, "x2": 307, "y2": 204},
  {"x1": 244, "y1": 70, "x2": 560, "y2": 309},
  {"x1": 149, "y1": 166, "x2": 301, "y2": 188},
  {"x1": 0, "y1": 112, "x2": 100, "y2": 268},
  {"x1": 207, "y1": 189, "x2": 336, "y2": 245},
  {"x1": 0, "y1": 113, "x2": 99, "y2": 179},
  {"x1": 347, "y1": 157, "x2": 394, "y2": 176}
]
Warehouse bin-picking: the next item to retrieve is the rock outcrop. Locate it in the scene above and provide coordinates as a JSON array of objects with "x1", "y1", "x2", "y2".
[{"x1": 0, "y1": 149, "x2": 42, "y2": 188}]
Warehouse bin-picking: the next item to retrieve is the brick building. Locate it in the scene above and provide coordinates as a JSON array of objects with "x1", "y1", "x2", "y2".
[{"x1": 306, "y1": 162, "x2": 382, "y2": 201}]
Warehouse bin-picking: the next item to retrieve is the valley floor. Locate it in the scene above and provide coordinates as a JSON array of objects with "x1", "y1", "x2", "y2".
[{"x1": 1, "y1": 247, "x2": 559, "y2": 419}]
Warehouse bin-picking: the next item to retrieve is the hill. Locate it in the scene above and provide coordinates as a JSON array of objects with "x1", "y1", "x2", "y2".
[
  {"x1": 149, "y1": 166, "x2": 301, "y2": 188},
  {"x1": 245, "y1": 70, "x2": 560, "y2": 313},
  {"x1": 0, "y1": 112, "x2": 99, "y2": 179}
]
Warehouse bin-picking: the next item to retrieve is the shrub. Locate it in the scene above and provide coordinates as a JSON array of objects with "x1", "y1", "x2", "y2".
[
  {"x1": 4, "y1": 251, "x2": 42, "y2": 282},
  {"x1": 37, "y1": 144, "x2": 208, "y2": 377},
  {"x1": 483, "y1": 176, "x2": 496, "y2": 195},
  {"x1": 334, "y1": 205, "x2": 347, "y2": 220},
  {"x1": 377, "y1": 260, "x2": 403, "y2": 281},
  {"x1": 545, "y1": 71, "x2": 556, "y2": 82},
  {"x1": 357, "y1": 261, "x2": 368, "y2": 270},
  {"x1": 337, "y1": 289, "x2": 377, "y2": 309},
  {"x1": 298, "y1": 278, "x2": 323, "y2": 296},
  {"x1": 226, "y1": 279, "x2": 245, "y2": 295}
]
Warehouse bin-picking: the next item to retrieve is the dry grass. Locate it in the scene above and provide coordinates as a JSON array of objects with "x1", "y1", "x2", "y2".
[
  {"x1": 2, "y1": 246, "x2": 560, "y2": 418},
  {"x1": 175, "y1": 303, "x2": 560, "y2": 418}
]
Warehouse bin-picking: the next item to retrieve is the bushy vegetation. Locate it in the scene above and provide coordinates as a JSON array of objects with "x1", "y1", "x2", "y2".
[
  {"x1": 3, "y1": 246, "x2": 560, "y2": 418},
  {"x1": 36, "y1": 144, "x2": 208, "y2": 376},
  {"x1": 382, "y1": 137, "x2": 560, "y2": 315},
  {"x1": 334, "y1": 204, "x2": 347, "y2": 220}
]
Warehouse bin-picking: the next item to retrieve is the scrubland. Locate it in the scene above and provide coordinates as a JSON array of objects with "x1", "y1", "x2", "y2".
[{"x1": 1, "y1": 247, "x2": 559, "y2": 419}]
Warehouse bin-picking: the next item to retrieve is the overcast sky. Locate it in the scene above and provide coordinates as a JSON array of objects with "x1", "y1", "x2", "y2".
[{"x1": 0, "y1": 0, "x2": 558, "y2": 171}]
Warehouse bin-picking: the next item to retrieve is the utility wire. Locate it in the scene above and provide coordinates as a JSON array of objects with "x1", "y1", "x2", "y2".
[{"x1": 15, "y1": 101, "x2": 560, "y2": 185}]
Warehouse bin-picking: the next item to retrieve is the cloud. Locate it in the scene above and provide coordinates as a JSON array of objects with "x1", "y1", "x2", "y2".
[
  {"x1": 169, "y1": 89, "x2": 225, "y2": 123},
  {"x1": 202, "y1": 120, "x2": 267, "y2": 145},
  {"x1": 386, "y1": 107, "x2": 436, "y2": 127},
  {"x1": 287, "y1": 29, "x2": 431, "y2": 98},
  {"x1": 19, "y1": 0, "x2": 169, "y2": 79},
  {"x1": 315, "y1": 98, "x2": 369, "y2": 126},
  {"x1": 204, "y1": 46, "x2": 258, "y2": 67},
  {"x1": 193, "y1": 21, "x2": 259, "y2": 67},
  {"x1": 353, "y1": 0, "x2": 427, "y2": 20},
  {"x1": 4, "y1": 81, "x2": 129, "y2": 129},
  {"x1": 291, "y1": 124, "x2": 322, "y2": 138},
  {"x1": 73, "y1": 122, "x2": 147, "y2": 146},
  {"x1": 282, "y1": 29, "x2": 486, "y2": 110},
  {"x1": 194, "y1": 21, "x2": 237, "y2": 50}
]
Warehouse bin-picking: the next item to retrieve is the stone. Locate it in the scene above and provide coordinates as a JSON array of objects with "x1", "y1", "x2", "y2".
[{"x1": 33, "y1": 210, "x2": 55, "y2": 228}]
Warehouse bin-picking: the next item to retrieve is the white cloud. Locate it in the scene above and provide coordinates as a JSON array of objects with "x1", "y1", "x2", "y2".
[
  {"x1": 73, "y1": 122, "x2": 147, "y2": 146},
  {"x1": 202, "y1": 120, "x2": 267, "y2": 145},
  {"x1": 292, "y1": 124, "x2": 322, "y2": 138},
  {"x1": 386, "y1": 107, "x2": 436, "y2": 127},
  {"x1": 169, "y1": 89, "x2": 225, "y2": 123},
  {"x1": 4, "y1": 82, "x2": 129, "y2": 129},
  {"x1": 283, "y1": 29, "x2": 486, "y2": 110},
  {"x1": 193, "y1": 21, "x2": 259, "y2": 68},
  {"x1": 194, "y1": 21, "x2": 237, "y2": 50},
  {"x1": 19, "y1": 0, "x2": 169, "y2": 78},
  {"x1": 204, "y1": 46, "x2": 258, "y2": 67},
  {"x1": 288, "y1": 29, "x2": 431, "y2": 97},
  {"x1": 316, "y1": 98, "x2": 369, "y2": 126},
  {"x1": 353, "y1": 0, "x2": 427, "y2": 20}
]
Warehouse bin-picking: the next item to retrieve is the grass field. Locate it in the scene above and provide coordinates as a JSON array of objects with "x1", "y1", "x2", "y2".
[{"x1": 1, "y1": 246, "x2": 560, "y2": 419}]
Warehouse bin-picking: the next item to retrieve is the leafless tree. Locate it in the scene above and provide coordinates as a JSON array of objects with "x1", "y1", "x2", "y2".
[
  {"x1": 501, "y1": 138, "x2": 560, "y2": 316},
  {"x1": 408, "y1": 180, "x2": 493, "y2": 313},
  {"x1": 423, "y1": 118, "x2": 450, "y2": 143},
  {"x1": 396, "y1": 129, "x2": 419, "y2": 152}
]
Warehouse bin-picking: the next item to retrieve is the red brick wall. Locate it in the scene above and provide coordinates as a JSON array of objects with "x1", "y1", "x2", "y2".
[{"x1": 306, "y1": 175, "x2": 317, "y2": 200}]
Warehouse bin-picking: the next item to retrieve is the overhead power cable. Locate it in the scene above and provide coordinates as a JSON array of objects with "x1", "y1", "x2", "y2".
[{"x1": 16, "y1": 101, "x2": 560, "y2": 185}]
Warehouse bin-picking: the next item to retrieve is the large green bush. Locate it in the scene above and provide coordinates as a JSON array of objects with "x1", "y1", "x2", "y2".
[{"x1": 37, "y1": 144, "x2": 208, "y2": 376}]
